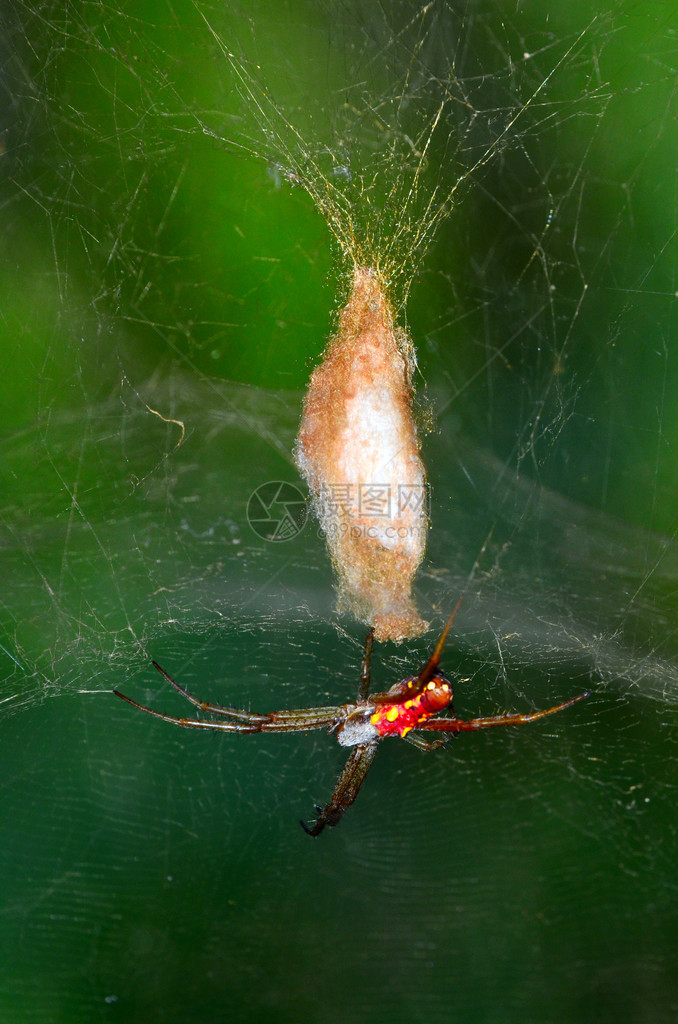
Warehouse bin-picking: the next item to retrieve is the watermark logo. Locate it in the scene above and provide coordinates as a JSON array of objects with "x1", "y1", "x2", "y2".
[
  {"x1": 247, "y1": 480, "x2": 428, "y2": 543},
  {"x1": 247, "y1": 481, "x2": 308, "y2": 542},
  {"x1": 318, "y1": 482, "x2": 429, "y2": 517}
]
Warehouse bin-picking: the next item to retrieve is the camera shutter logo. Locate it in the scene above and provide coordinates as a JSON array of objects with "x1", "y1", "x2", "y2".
[{"x1": 247, "y1": 482, "x2": 308, "y2": 542}]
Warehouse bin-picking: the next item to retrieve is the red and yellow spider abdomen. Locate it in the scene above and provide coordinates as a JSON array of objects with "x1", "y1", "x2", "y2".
[{"x1": 370, "y1": 676, "x2": 452, "y2": 737}]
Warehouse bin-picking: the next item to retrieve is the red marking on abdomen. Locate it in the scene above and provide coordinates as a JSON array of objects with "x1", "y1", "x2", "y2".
[{"x1": 370, "y1": 679, "x2": 451, "y2": 737}]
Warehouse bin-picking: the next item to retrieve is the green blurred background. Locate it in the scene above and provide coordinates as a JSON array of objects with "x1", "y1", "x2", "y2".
[{"x1": 1, "y1": 2, "x2": 677, "y2": 1022}]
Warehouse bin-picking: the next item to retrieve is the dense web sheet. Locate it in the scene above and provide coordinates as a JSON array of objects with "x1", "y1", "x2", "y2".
[{"x1": 1, "y1": 3, "x2": 678, "y2": 1022}]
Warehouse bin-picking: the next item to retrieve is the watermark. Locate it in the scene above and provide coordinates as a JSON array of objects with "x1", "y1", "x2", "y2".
[
  {"x1": 247, "y1": 481, "x2": 429, "y2": 543},
  {"x1": 322, "y1": 521, "x2": 427, "y2": 541},
  {"x1": 318, "y1": 482, "x2": 428, "y2": 517},
  {"x1": 246, "y1": 481, "x2": 308, "y2": 542}
]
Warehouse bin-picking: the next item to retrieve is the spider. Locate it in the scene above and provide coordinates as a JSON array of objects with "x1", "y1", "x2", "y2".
[{"x1": 114, "y1": 603, "x2": 589, "y2": 837}]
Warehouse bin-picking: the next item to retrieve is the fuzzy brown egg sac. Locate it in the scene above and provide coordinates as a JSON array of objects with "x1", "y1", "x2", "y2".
[{"x1": 295, "y1": 266, "x2": 428, "y2": 642}]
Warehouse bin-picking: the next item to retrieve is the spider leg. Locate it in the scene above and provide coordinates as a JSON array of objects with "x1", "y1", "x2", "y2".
[
  {"x1": 418, "y1": 690, "x2": 590, "y2": 733},
  {"x1": 114, "y1": 689, "x2": 264, "y2": 731},
  {"x1": 403, "y1": 732, "x2": 449, "y2": 752},
  {"x1": 358, "y1": 628, "x2": 375, "y2": 701},
  {"x1": 416, "y1": 597, "x2": 464, "y2": 688},
  {"x1": 300, "y1": 741, "x2": 379, "y2": 837},
  {"x1": 114, "y1": 689, "x2": 342, "y2": 733},
  {"x1": 151, "y1": 661, "x2": 268, "y2": 722}
]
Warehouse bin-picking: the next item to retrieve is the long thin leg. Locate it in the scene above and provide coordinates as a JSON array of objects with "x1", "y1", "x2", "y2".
[
  {"x1": 114, "y1": 689, "x2": 341, "y2": 733},
  {"x1": 417, "y1": 690, "x2": 590, "y2": 733},
  {"x1": 301, "y1": 741, "x2": 379, "y2": 837},
  {"x1": 151, "y1": 661, "x2": 269, "y2": 722},
  {"x1": 358, "y1": 628, "x2": 375, "y2": 701},
  {"x1": 416, "y1": 598, "x2": 464, "y2": 688},
  {"x1": 403, "y1": 732, "x2": 449, "y2": 751}
]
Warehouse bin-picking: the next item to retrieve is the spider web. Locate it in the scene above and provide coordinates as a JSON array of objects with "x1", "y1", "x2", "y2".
[{"x1": 1, "y1": 2, "x2": 677, "y2": 1022}]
